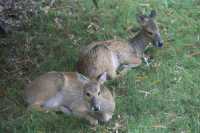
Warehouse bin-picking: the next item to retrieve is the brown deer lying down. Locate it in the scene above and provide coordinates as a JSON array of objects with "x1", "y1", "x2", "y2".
[
  {"x1": 24, "y1": 72, "x2": 115, "y2": 125},
  {"x1": 77, "y1": 10, "x2": 163, "y2": 80}
]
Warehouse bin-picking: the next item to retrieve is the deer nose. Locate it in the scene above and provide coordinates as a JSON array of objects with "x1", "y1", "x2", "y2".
[
  {"x1": 155, "y1": 33, "x2": 163, "y2": 48},
  {"x1": 158, "y1": 41, "x2": 163, "y2": 48},
  {"x1": 91, "y1": 97, "x2": 101, "y2": 111},
  {"x1": 92, "y1": 105, "x2": 100, "y2": 111}
]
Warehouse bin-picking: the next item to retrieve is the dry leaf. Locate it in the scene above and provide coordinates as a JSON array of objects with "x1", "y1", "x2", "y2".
[
  {"x1": 0, "y1": 89, "x2": 6, "y2": 97},
  {"x1": 152, "y1": 80, "x2": 161, "y2": 85},
  {"x1": 42, "y1": 6, "x2": 50, "y2": 14},
  {"x1": 135, "y1": 75, "x2": 148, "y2": 81},
  {"x1": 54, "y1": 17, "x2": 63, "y2": 30}
]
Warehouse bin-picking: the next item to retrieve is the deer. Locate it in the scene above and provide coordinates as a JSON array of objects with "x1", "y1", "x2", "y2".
[
  {"x1": 24, "y1": 71, "x2": 115, "y2": 125},
  {"x1": 77, "y1": 10, "x2": 163, "y2": 80}
]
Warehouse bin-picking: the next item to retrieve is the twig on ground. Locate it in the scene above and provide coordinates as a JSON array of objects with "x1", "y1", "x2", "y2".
[
  {"x1": 92, "y1": 0, "x2": 98, "y2": 9},
  {"x1": 184, "y1": 44, "x2": 200, "y2": 48},
  {"x1": 138, "y1": 90, "x2": 151, "y2": 96},
  {"x1": 152, "y1": 124, "x2": 167, "y2": 128},
  {"x1": 188, "y1": 51, "x2": 200, "y2": 57}
]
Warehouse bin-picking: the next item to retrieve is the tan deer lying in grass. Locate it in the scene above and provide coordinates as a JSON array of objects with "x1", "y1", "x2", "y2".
[
  {"x1": 77, "y1": 10, "x2": 163, "y2": 80},
  {"x1": 24, "y1": 72, "x2": 115, "y2": 125}
]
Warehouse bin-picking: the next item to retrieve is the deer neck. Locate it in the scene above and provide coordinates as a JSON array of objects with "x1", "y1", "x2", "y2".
[{"x1": 129, "y1": 30, "x2": 151, "y2": 57}]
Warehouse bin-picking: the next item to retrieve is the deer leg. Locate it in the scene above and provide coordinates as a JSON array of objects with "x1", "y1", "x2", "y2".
[
  {"x1": 86, "y1": 114, "x2": 98, "y2": 125},
  {"x1": 60, "y1": 105, "x2": 72, "y2": 115},
  {"x1": 76, "y1": 112, "x2": 98, "y2": 125},
  {"x1": 121, "y1": 63, "x2": 141, "y2": 69},
  {"x1": 41, "y1": 91, "x2": 63, "y2": 110},
  {"x1": 72, "y1": 106, "x2": 99, "y2": 126},
  {"x1": 117, "y1": 63, "x2": 141, "y2": 74},
  {"x1": 101, "y1": 113, "x2": 113, "y2": 122},
  {"x1": 117, "y1": 56, "x2": 142, "y2": 71}
]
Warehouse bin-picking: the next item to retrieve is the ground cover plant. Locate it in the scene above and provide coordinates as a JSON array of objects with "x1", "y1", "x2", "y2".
[{"x1": 0, "y1": 0, "x2": 200, "y2": 132}]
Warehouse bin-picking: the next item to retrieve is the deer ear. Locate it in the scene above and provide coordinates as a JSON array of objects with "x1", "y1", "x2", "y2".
[
  {"x1": 136, "y1": 14, "x2": 147, "y2": 26},
  {"x1": 136, "y1": 14, "x2": 144, "y2": 23},
  {"x1": 97, "y1": 72, "x2": 107, "y2": 84},
  {"x1": 149, "y1": 10, "x2": 156, "y2": 18}
]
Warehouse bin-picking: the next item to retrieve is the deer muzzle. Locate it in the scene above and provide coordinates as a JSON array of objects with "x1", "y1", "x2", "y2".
[
  {"x1": 154, "y1": 32, "x2": 163, "y2": 48},
  {"x1": 91, "y1": 96, "x2": 101, "y2": 112}
]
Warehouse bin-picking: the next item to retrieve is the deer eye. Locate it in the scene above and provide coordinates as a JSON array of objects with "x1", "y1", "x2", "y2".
[
  {"x1": 146, "y1": 30, "x2": 154, "y2": 36},
  {"x1": 86, "y1": 92, "x2": 91, "y2": 97},
  {"x1": 98, "y1": 91, "x2": 100, "y2": 96}
]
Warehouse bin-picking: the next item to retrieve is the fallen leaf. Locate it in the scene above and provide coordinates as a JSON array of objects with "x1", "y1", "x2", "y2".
[
  {"x1": 42, "y1": 6, "x2": 50, "y2": 14},
  {"x1": 152, "y1": 80, "x2": 161, "y2": 85},
  {"x1": 176, "y1": 48, "x2": 181, "y2": 53},
  {"x1": 0, "y1": 89, "x2": 6, "y2": 97},
  {"x1": 135, "y1": 75, "x2": 148, "y2": 81}
]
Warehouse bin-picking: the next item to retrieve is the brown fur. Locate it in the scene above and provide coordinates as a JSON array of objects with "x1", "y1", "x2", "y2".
[
  {"x1": 24, "y1": 72, "x2": 115, "y2": 125},
  {"x1": 77, "y1": 39, "x2": 144, "y2": 79},
  {"x1": 77, "y1": 45, "x2": 118, "y2": 79},
  {"x1": 77, "y1": 11, "x2": 163, "y2": 80}
]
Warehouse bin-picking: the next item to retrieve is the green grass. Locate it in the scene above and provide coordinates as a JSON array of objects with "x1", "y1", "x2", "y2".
[{"x1": 0, "y1": 0, "x2": 200, "y2": 132}]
